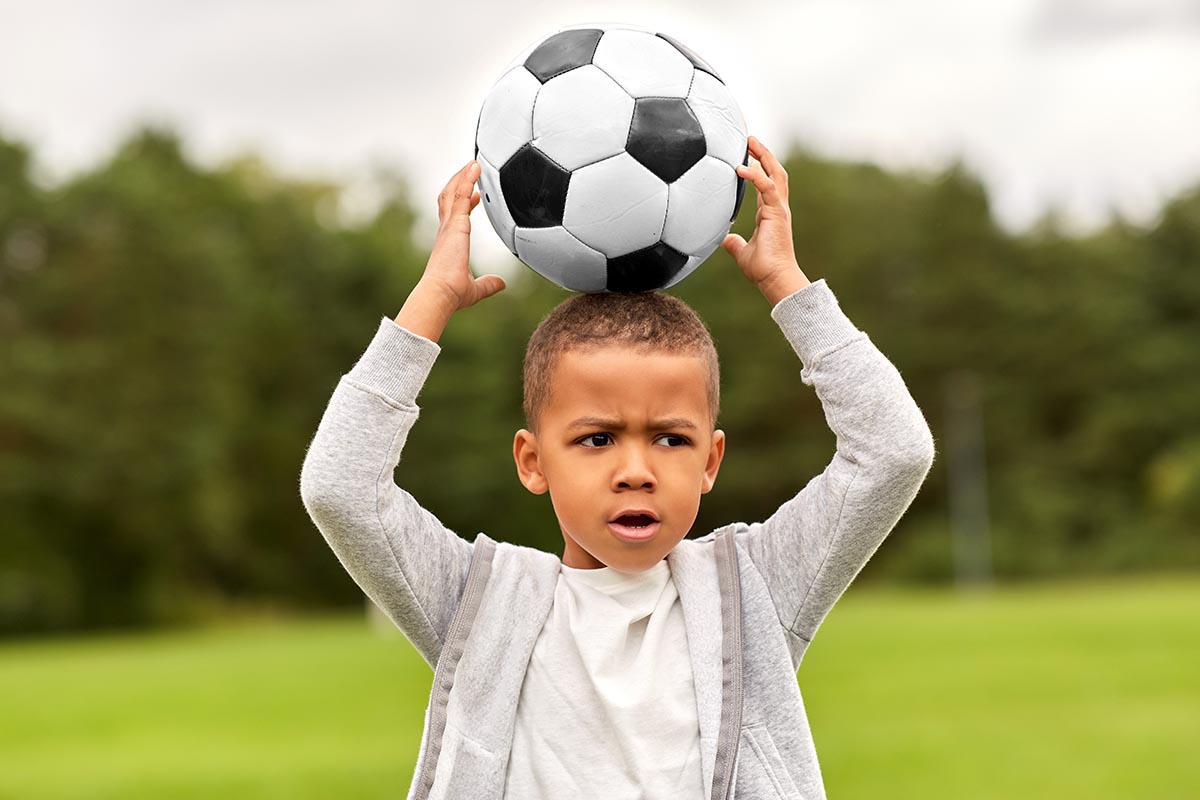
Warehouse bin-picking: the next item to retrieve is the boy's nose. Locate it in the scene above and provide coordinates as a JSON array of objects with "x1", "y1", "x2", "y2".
[{"x1": 614, "y1": 448, "x2": 655, "y2": 490}]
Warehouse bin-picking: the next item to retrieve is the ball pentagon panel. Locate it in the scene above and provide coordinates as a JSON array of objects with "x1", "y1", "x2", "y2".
[
  {"x1": 498, "y1": 143, "x2": 571, "y2": 228},
  {"x1": 626, "y1": 97, "x2": 706, "y2": 183},
  {"x1": 607, "y1": 241, "x2": 689, "y2": 292},
  {"x1": 523, "y1": 28, "x2": 604, "y2": 83}
]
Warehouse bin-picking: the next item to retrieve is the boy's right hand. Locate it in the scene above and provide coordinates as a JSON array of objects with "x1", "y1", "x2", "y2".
[{"x1": 419, "y1": 160, "x2": 507, "y2": 313}]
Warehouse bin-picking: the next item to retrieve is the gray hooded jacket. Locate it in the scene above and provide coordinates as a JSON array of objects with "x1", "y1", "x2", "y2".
[{"x1": 299, "y1": 279, "x2": 935, "y2": 799}]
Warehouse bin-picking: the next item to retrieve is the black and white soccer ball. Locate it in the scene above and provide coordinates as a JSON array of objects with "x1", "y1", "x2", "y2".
[{"x1": 473, "y1": 23, "x2": 750, "y2": 293}]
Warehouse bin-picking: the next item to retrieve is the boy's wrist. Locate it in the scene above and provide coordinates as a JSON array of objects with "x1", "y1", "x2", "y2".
[
  {"x1": 394, "y1": 280, "x2": 457, "y2": 343},
  {"x1": 757, "y1": 265, "x2": 811, "y2": 307}
]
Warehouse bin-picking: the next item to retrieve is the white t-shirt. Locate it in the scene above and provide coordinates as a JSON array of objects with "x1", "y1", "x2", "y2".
[{"x1": 503, "y1": 558, "x2": 704, "y2": 799}]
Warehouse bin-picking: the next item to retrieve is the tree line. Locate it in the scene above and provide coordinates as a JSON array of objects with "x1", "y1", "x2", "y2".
[{"x1": 1, "y1": 126, "x2": 1196, "y2": 634}]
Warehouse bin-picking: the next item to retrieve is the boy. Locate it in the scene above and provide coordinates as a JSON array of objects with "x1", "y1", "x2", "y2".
[{"x1": 299, "y1": 136, "x2": 935, "y2": 799}]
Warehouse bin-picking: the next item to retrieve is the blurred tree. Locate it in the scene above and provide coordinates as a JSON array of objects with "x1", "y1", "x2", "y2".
[{"x1": 1, "y1": 123, "x2": 1197, "y2": 635}]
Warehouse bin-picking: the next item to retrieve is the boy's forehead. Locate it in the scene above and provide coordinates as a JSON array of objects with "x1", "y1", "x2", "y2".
[
  {"x1": 545, "y1": 344, "x2": 710, "y2": 418},
  {"x1": 552, "y1": 343, "x2": 705, "y2": 378}
]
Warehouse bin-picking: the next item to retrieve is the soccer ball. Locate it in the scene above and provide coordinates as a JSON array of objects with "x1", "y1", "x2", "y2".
[{"x1": 473, "y1": 23, "x2": 749, "y2": 293}]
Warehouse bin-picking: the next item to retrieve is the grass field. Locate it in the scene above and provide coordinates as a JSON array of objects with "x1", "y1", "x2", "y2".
[{"x1": 1, "y1": 576, "x2": 1196, "y2": 799}]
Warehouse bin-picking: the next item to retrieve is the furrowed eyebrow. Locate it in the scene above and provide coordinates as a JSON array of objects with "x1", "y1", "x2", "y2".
[{"x1": 566, "y1": 416, "x2": 699, "y2": 432}]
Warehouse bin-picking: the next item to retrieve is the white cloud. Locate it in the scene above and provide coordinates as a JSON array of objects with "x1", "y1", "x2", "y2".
[{"x1": 2, "y1": 0, "x2": 1199, "y2": 277}]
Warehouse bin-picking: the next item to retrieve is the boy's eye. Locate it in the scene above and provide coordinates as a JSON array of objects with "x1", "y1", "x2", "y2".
[
  {"x1": 579, "y1": 433, "x2": 612, "y2": 448},
  {"x1": 577, "y1": 433, "x2": 690, "y2": 448}
]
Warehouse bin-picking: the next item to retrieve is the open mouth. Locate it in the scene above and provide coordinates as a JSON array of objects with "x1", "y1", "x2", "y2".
[
  {"x1": 612, "y1": 513, "x2": 657, "y2": 528},
  {"x1": 609, "y1": 513, "x2": 661, "y2": 541}
]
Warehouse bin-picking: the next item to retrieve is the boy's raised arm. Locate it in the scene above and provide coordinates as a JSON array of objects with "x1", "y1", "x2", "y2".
[
  {"x1": 721, "y1": 138, "x2": 936, "y2": 665},
  {"x1": 299, "y1": 160, "x2": 507, "y2": 669},
  {"x1": 750, "y1": 281, "x2": 934, "y2": 658}
]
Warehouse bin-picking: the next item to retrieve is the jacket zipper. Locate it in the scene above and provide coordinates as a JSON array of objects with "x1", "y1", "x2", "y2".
[
  {"x1": 710, "y1": 525, "x2": 745, "y2": 800},
  {"x1": 411, "y1": 538, "x2": 496, "y2": 800}
]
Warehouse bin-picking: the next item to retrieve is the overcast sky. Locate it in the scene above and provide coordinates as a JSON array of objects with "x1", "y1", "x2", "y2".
[{"x1": 2, "y1": 0, "x2": 1199, "y2": 275}]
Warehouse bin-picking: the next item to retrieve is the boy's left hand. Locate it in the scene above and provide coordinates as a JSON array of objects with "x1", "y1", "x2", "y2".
[{"x1": 721, "y1": 136, "x2": 808, "y2": 299}]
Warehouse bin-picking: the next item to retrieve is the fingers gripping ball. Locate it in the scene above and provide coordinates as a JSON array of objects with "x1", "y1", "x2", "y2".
[{"x1": 473, "y1": 23, "x2": 750, "y2": 293}]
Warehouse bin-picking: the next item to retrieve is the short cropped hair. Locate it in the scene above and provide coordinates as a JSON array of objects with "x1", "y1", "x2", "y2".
[{"x1": 523, "y1": 291, "x2": 720, "y2": 435}]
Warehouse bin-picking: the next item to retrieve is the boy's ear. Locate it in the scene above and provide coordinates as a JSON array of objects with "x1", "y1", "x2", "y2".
[
  {"x1": 701, "y1": 429, "x2": 726, "y2": 494},
  {"x1": 513, "y1": 429, "x2": 548, "y2": 495}
]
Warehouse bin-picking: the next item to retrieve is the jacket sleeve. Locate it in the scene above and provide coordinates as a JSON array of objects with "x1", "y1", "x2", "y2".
[
  {"x1": 739, "y1": 279, "x2": 936, "y2": 661},
  {"x1": 298, "y1": 316, "x2": 474, "y2": 669}
]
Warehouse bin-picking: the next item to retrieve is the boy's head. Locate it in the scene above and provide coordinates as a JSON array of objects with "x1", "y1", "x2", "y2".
[{"x1": 513, "y1": 291, "x2": 726, "y2": 573}]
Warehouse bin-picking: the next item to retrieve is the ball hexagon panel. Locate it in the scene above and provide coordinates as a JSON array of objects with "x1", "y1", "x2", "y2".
[
  {"x1": 591, "y1": 29, "x2": 695, "y2": 98},
  {"x1": 558, "y1": 22, "x2": 638, "y2": 33},
  {"x1": 476, "y1": 153, "x2": 516, "y2": 253},
  {"x1": 563, "y1": 152, "x2": 668, "y2": 257},
  {"x1": 515, "y1": 226, "x2": 608, "y2": 292},
  {"x1": 499, "y1": 143, "x2": 571, "y2": 228},
  {"x1": 732, "y1": 150, "x2": 751, "y2": 222},
  {"x1": 523, "y1": 28, "x2": 604, "y2": 83},
  {"x1": 475, "y1": 66, "x2": 540, "y2": 170},
  {"x1": 533, "y1": 64, "x2": 634, "y2": 172},
  {"x1": 655, "y1": 32, "x2": 722, "y2": 82},
  {"x1": 662, "y1": 155, "x2": 737, "y2": 255},
  {"x1": 687, "y1": 70, "x2": 747, "y2": 169},
  {"x1": 664, "y1": 226, "x2": 727, "y2": 289},
  {"x1": 626, "y1": 97, "x2": 706, "y2": 183},
  {"x1": 607, "y1": 241, "x2": 689, "y2": 292}
]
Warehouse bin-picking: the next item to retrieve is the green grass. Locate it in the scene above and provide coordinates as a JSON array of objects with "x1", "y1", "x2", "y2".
[
  {"x1": 1, "y1": 577, "x2": 1196, "y2": 799},
  {"x1": 802, "y1": 576, "x2": 1200, "y2": 798}
]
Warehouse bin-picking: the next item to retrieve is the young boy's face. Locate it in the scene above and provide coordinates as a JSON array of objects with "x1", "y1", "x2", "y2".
[{"x1": 513, "y1": 344, "x2": 725, "y2": 572}]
